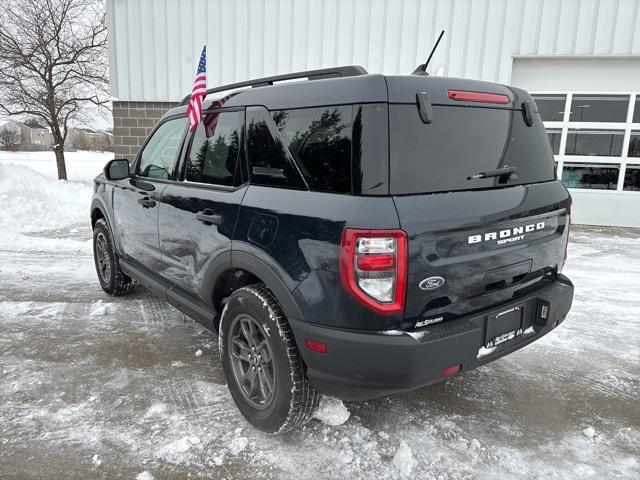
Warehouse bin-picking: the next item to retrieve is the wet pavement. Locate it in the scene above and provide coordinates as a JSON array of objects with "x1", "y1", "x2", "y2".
[{"x1": 0, "y1": 224, "x2": 639, "y2": 479}]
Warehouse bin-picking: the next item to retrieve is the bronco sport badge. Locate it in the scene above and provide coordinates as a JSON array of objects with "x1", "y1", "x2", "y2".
[{"x1": 467, "y1": 222, "x2": 545, "y2": 246}]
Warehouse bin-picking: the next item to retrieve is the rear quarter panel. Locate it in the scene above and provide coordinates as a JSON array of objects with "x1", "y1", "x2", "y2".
[{"x1": 234, "y1": 186, "x2": 403, "y2": 330}]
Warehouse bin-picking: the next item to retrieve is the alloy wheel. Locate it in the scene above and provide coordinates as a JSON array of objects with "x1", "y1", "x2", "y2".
[{"x1": 228, "y1": 313, "x2": 276, "y2": 409}]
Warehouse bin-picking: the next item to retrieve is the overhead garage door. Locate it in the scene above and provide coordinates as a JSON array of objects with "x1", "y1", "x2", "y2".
[{"x1": 511, "y1": 58, "x2": 640, "y2": 228}]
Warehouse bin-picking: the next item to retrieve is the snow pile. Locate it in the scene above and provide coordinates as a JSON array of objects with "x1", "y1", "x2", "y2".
[
  {"x1": 228, "y1": 436, "x2": 249, "y2": 455},
  {"x1": 313, "y1": 396, "x2": 350, "y2": 426},
  {"x1": 155, "y1": 435, "x2": 203, "y2": 461},
  {"x1": 89, "y1": 300, "x2": 115, "y2": 317},
  {"x1": 135, "y1": 472, "x2": 154, "y2": 480},
  {"x1": 392, "y1": 440, "x2": 414, "y2": 476},
  {"x1": 0, "y1": 163, "x2": 91, "y2": 235}
]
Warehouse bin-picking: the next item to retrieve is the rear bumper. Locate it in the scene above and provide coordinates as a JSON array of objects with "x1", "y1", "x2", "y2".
[{"x1": 291, "y1": 275, "x2": 574, "y2": 401}]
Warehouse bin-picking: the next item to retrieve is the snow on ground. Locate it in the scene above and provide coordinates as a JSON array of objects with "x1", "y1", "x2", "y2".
[
  {"x1": 0, "y1": 158, "x2": 639, "y2": 479},
  {"x1": 0, "y1": 150, "x2": 111, "y2": 182}
]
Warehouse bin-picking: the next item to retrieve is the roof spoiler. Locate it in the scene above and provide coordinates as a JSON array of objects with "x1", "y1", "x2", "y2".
[{"x1": 179, "y1": 65, "x2": 368, "y2": 106}]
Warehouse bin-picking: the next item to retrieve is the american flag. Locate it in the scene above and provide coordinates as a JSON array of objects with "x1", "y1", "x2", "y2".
[{"x1": 186, "y1": 45, "x2": 207, "y2": 131}]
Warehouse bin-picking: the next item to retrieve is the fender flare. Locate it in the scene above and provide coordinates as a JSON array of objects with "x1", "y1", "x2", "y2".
[
  {"x1": 229, "y1": 249, "x2": 304, "y2": 322},
  {"x1": 90, "y1": 197, "x2": 121, "y2": 254}
]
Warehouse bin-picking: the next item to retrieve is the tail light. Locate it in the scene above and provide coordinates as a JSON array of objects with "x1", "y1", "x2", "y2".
[
  {"x1": 340, "y1": 229, "x2": 407, "y2": 315},
  {"x1": 447, "y1": 89, "x2": 510, "y2": 105}
]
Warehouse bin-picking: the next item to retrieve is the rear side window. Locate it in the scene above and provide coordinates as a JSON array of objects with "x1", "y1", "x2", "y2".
[
  {"x1": 138, "y1": 118, "x2": 187, "y2": 180},
  {"x1": 389, "y1": 105, "x2": 555, "y2": 195},
  {"x1": 246, "y1": 107, "x2": 305, "y2": 189},
  {"x1": 272, "y1": 106, "x2": 352, "y2": 193},
  {"x1": 185, "y1": 111, "x2": 243, "y2": 186}
]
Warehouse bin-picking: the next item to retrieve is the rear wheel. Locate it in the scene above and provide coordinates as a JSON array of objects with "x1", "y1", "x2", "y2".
[
  {"x1": 219, "y1": 285, "x2": 320, "y2": 433},
  {"x1": 92, "y1": 218, "x2": 135, "y2": 296}
]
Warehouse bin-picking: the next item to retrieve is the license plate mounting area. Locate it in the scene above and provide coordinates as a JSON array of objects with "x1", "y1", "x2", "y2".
[{"x1": 485, "y1": 304, "x2": 525, "y2": 349}]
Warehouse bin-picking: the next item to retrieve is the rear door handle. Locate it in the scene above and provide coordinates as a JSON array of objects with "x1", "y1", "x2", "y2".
[
  {"x1": 195, "y1": 209, "x2": 223, "y2": 226},
  {"x1": 138, "y1": 197, "x2": 156, "y2": 208}
]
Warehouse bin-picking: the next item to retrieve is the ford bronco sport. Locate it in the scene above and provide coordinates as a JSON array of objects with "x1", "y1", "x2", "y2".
[{"x1": 91, "y1": 66, "x2": 574, "y2": 433}]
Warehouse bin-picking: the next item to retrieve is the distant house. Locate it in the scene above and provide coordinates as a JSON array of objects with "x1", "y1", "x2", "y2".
[
  {"x1": 0, "y1": 120, "x2": 51, "y2": 150},
  {"x1": 64, "y1": 127, "x2": 114, "y2": 152},
  {"x1": 30, "y1": 127, "x2": 52, "y2": 147}
]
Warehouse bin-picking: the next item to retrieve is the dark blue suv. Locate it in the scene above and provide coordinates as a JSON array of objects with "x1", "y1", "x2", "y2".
[{"x1": 91, "y1": 66, "x2": 574, "y2": 433}]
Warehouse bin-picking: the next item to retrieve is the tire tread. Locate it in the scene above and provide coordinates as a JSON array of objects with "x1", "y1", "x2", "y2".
[
  {"x1": 94, "y1": 218, "x2": 135, "y2": 296},
  {"x1": 222, "y1": 285, "x2": 320, "y2": 433}
]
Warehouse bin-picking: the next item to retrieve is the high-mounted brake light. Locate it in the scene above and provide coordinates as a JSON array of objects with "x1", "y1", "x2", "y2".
[
  {"x1": 447, "y1": 89, "x2": 510, "y2": 105},
  {"x1": 340, "y1": 229, "x2": 407, "y2": 315}
]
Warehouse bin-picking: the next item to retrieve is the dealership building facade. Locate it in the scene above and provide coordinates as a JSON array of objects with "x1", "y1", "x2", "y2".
[{"x1": 107, "y1": 0, "x2": 640, "y2": 227}]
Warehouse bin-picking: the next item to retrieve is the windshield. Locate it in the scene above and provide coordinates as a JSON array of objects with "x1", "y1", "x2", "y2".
[{"x1": 389, "y1": 104, "x2": 556, "y2": 195}]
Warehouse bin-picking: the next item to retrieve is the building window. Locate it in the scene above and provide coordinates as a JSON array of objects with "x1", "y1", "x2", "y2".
[
  {"x1": 565, "y1": 129, "x2": 624, "y2": 157},
  {"x1": 569, "y1": 95, "x2": 629, "y2": 123},
  {"x1": 533, "y1": 91, "x2": 639, "y2": 192},
  {"x1": 623, "y1": 166, "x2": 640, "y2": 191},
  {"x1": 533, "y1": 94, "x2": 566, "y2": 122},
  {"x1": 561, "y1": 164, "x2": 620, "y2": 190},
  {"x1": 546, "y1": 128, "x2": 562, "y2": 155},
  {"x1": 629, "y1": 131, "x2": 640, "y2": 158}
]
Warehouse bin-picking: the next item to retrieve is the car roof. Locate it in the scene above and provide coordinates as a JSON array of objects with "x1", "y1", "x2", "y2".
[{"x1": 161, "y1": 71, "x2": 532, "y2": 120}]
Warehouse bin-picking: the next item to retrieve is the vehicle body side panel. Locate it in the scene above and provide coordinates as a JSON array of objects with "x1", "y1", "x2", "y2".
[
  {"x1": 234, "y1": 185, "x2": 403, "y2": 330},
  {"x1": 158, "y1": 183, "x2": 247, "y2": 299}
]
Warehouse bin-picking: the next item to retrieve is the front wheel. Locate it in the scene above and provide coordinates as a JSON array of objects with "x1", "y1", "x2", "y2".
[
  {"x1": 219, "y1": 285, "x2": 320, "y2": 433},
  {"x1": 92, "y1": 218, "x2": 135, "y2": 296}
]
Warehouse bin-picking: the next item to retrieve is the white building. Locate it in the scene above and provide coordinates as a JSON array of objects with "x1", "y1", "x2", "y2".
[{"x1": 107, "y1": 0, "x2": 640, "y2": 227}]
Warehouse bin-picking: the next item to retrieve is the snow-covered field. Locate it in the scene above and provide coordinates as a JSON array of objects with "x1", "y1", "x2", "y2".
[
  {"x1": 0, "y1": 152, "x2": 639, "y2": 479},
  {"x1": 0, "y1": 150, "x2": 111, "y2": 182}
]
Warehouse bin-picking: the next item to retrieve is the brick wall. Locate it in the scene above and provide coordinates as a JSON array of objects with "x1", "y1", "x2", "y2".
[{"x1": 112, "y1": 101, "x2": 177, "y2": 159}]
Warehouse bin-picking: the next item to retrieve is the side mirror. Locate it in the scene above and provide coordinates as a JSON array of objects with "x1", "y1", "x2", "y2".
[{"x1": 104, "y1": 159, "x2": 130, "y2": 180}]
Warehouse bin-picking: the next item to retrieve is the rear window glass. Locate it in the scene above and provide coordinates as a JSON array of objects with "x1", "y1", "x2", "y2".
[
  {"x1": 389, "y1": 105, "x2": 555, "y2": 195},
  {"x1": 272, "y1": 106, "x2": 352, "y2": 193}
]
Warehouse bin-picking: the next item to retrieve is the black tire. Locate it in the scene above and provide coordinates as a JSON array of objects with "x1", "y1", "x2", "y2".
[
  {"x1": 92, "y1": 218, "x2": 135, "y2": 296},
  {"x1": 219, "y1": 285, "x2": 320, "y2": 433}
]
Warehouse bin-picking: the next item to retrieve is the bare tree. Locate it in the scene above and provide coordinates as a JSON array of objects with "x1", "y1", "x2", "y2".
[
  {"x1": 0, "y1": 126, "x2": 20, "y2": 150},
  {"x1": 0, "y1": 0, "x2": 108, "y2": 180}
]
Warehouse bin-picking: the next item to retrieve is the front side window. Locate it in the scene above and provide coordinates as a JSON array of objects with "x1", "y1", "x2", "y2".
[
  {"x1": 561, "y1": 164, "x2": 619, "y2": 190},
  {"x1": 272, "y1": 106, "x2": 352, "y2": 193},
  {"x1": 185, "y1": 111, "x2": 243, "y2": 186},
  {"x1": 246, "y1": 107, "x2": 305, "y2": 189},
  {"x1": 138, "y1": 118, "x2": 187, "y2": 179}
]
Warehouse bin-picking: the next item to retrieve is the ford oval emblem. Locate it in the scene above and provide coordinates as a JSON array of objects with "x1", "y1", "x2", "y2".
[{"x1": 419, "y1": 276, "x2": 445, "y2": 290}]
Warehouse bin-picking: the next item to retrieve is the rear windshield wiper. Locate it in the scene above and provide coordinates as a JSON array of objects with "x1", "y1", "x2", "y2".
[{"x1": 467, "y1": 166, "x2": 517, "y2": 182}]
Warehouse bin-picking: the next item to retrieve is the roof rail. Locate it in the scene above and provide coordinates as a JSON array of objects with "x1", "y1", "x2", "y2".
[{"x1": 179, "y1": 65, "x2": 368, "y2": 105}]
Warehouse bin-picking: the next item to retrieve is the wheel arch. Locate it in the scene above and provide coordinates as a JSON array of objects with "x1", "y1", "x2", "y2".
[
  {"x1": 206, "y1": 250, "x2": 305, "y2": 331},
  {"x1": 91, "y1": 197, "x2": 122, "y2": 254}
]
